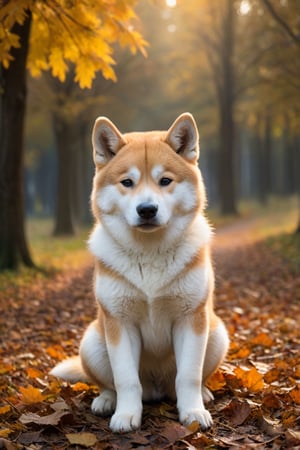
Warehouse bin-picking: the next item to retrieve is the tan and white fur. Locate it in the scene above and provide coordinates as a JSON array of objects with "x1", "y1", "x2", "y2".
[{"x1": 51, "y1": 113, "x2": 229, "y2": 433}]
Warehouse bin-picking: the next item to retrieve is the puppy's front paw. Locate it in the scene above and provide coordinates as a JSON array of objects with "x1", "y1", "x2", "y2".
[
  {"x1": 179, "y1": 408, "x2": 213, "y2": 430},
  {"x1": 91, "y1": 390, "x2": 116, "y2": 416},
  {"x1": 110, "y1": 411, "x2": 142, "y2": 433}
]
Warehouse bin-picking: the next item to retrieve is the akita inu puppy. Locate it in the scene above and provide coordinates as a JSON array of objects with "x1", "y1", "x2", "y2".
[{"x1": 51, "y1": 113, "x2": 229, "y2": 433}]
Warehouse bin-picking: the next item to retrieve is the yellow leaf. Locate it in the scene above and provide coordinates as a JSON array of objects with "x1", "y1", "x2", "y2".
[
  {"x1": 0, "y1": 428, "x2": 12, "y2": 438},
  {"x1": 186, "y1": 420, "x2": 200, "y2": 432},
  {"x1": 26, "y1": 0, "x2": 147, "y2": 87},
  {"x1": 49, "y1": 49, "x2": 67, "y2": 82},
  {"x1": 19, "y1": 385, "x2": 46, "y2": 404},
  {"x1": 71, "y1": 382, "x2": 90, "y2": 392},
  {"x1": 46, "y1": 345, "x2": 66, "y2": 360},
  {"x1": 26, "y1": 367, "x2": 43, "y2": 379},
  {"x1": 0, "y1": 405, "x2": 11, "y2": 415},
  {"x1": 0, "y1": 363, "x2": 14, "y2": 375},
  {"x1": 48, "y1": 379, "x2": 62, "y2": 395},
  {"x1": 234, "y1": 366, "x2": 264, "y2": 392},
  {"x1": 66, "y1": 432, "x2": 98, "y2": 447},
  {"x1": 229, "y1": 346, "x2": 251, "y2": 360}
]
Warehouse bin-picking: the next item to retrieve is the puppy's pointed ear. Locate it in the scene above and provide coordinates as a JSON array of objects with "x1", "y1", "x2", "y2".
[
  {"x1": 165, "y1": 113, "x2": 199, "y2": 162},
  {"x1": 92, "y1": 117, "x2": 127, "y2": 166}
]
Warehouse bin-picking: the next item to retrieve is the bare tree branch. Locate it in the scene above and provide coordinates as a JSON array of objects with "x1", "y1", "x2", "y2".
[{"x1": 261, "y1": 0, "x2": 300, "y2": 46}]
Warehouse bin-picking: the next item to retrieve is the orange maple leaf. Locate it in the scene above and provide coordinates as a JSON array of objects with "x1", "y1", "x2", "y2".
[
  {"x1": 290, "y1": 386, "x2": 300, "y2": 404},
  {"x1": 71, "y1": 382, "x2": 91, "y2": 392},
  {"x1": 251, "y1": 333, "x2": 273, "y2": 348},
  {"x1": 0, "y1": 405, "x2": 11, "y2": 415},
  {"x1": 46, "y1": 345, "x2": 66, "y2": 360},
  {"x1": 206, "y1": 370, "x2": 226, "y2": 391},
  {"x1": 19, "y1": 385, "x2": 46, "y2": 404},
  {"x1": 26, "y1": 367, "x2": 43, "y2": 379},
  {"x1": 234, "y1": 366, "x2": 264, "y2": 392}
]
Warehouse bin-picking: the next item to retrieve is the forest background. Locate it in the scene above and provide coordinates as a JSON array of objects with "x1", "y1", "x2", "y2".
[{"x1": 1, "y1": 0, "x2": 299, "y2": 272}]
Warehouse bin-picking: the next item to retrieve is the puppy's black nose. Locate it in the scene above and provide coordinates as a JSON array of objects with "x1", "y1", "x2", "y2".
[{"x1": 136, "y1": 202, "x2": 158, "y2": 219}]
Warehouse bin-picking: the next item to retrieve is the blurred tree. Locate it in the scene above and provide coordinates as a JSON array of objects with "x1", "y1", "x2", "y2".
[
  {"x1": 49, "y1": 73, "x2": 96, "y2": 235},
  {"x1": 169, "y1": 0, "x2": 240, "y2": 215},
  {"x1": 249, "y1": 0, "x2": 300, "y2": 230},
  {"x1": 0, "y1": 0, "x2": 146, "y2": 269},
  {"x1": 174, "y1": 0, "x2": 299, "y2": 216},
  {"x1": 25, "y1": 98, "x2": 55, "y2": 216},
  {"x1": 261, "y1": 0, "x2": 300, "y2": 46}
]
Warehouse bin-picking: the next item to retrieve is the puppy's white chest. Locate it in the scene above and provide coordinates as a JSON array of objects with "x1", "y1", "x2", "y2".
[
  {"x1": 123, "y1": 255, "x2": 178, "y2": 297},
  {"x1": 89, "y1": 220, "x2": 211, "y2": 306}
]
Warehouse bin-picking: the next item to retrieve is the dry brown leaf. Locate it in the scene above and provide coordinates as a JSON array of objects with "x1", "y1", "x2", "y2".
[
  {"x1": 159, "y1": 403, "x2": 178, "y2": 420},
  {"x1": 264, "y1": 368, "x2": 281, "y2": 384},
  {"x1": 257, "y1": 415, "x2": 282, "y2": 436},
  {"x1": 18, "y1": 431, "x2": 43, "y2": 446},
  {"x1": 66, "y1": 432, "x2": 98, "y2": 447},
  {"x1": 0, "y1": 437, "x2": 22, "y2": 450},
  {"x1": 285, "y1": 429, "x2": 300, "y2": 447},
  {"x1": 262, "y1": 393, "x2": 282, "y2": 410},
  {"x1": 223, "y1": 399, "x2": 251, "y2": 426},
  {"x1": 160, "y1": 422, "x2": 193, "y2": 442},
  {"x1": 19, "y1": 409, "x2": 70, "y2": 426}
]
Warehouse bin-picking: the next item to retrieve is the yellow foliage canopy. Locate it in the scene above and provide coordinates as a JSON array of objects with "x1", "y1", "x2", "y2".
[{"x1": 0, "y1": 0, "x2": 147, "y2": 88}]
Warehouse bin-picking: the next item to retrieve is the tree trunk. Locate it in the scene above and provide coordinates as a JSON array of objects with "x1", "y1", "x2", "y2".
[
  {"x1": 218, "y1": 98, "x2": 237, "y2": 215},
  {"x1": 71, "y1": 121, "x2": 91, "y2": 225},
  {"x1": 52, "y1": 113, "x2": 75, "y2": 235},
  {"x1": 252, "y1": 114, "x2": 265, "y2": 202},
  {"x1": 282, "y1": 115, "x2": 295, "y2": 195},
  {"x1": 0, "y1": 13, "x2": 34, "y2": 270},
  {"x1": 260, "y1": 112, "x2": 272, "y2": 204},
  {"x1": 217, "y1": 0, "x2": 238, "y2": 216},
  {"x1": 296, "y1": 204, "x2": 300, "y2": 234},
  {"x1": 294, "y1": 136, "x2": 300, "y2": 234}
]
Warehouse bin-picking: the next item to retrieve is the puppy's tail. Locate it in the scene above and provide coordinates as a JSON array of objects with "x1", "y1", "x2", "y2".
[{"x1": 50, "y1": 356, "x2": 89, "y2": 383}]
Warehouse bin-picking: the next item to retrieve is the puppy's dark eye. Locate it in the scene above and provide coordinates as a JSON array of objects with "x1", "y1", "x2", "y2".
[
  {"x1": 120, "y1": 179, "x2": 134, "y2": 188},
  {"x1": 159, "y1": 177, "x2": 172, "y2": 187}
]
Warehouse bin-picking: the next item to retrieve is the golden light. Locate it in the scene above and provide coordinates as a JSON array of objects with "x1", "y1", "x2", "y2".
[
  {"x1": 166, "y1": 0, "x2": 176, "y2": 8},
  {"x1": 239, "y1": 0, "x2": 251, "y2": 15}
]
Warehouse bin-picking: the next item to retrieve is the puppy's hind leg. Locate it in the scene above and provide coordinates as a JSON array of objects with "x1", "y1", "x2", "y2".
[{"x1": 79, "y1": 321, "x2": 116, "y2": 416}]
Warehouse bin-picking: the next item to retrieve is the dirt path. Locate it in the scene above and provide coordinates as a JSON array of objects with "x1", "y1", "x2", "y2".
[{"x1": 0, "y1": 219, "x2": 299, "y2": 449}]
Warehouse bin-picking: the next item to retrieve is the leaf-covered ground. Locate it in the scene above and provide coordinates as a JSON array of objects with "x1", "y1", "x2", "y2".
[{"x1": 0, "y1": 219, "x2": 299, "y2": 449}]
